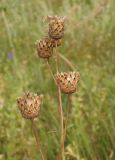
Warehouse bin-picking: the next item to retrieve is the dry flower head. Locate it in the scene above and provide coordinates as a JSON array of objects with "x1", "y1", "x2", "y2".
[
  {"x1": 37, "y1": 38, "x2": 54, "y2": 59},
  {"x1": 17, "y1": 92, "x2": 43, "y2": 119},
  {"x1": 47, "y1": 15, "x2": 65, "y2": 40},
  {"x1": 55, "y1": 71, "x2": 80, "y2": 94}
]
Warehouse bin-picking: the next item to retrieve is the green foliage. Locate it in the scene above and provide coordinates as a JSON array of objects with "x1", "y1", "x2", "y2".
[{"x1": 0, "y1": 0, "x2": 115, "y2": 159}]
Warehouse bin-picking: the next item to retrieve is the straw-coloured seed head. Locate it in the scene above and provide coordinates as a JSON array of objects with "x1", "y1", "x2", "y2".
[
  {"x1": 47, "y1": 16, "x2": 65, "y2": 40},
  {"x1": 17, "y1": 92, "x2": 43, "y2": 119},
  {"x1": 55, "y1": 72, "x2": 80, "y2": 94},
  {"x1": 37, "y1": 38, "x2": 53, "y2": 59}
]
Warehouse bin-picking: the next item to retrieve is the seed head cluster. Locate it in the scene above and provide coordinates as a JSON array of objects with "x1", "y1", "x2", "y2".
[
  {"x1": 17, "y1": 15, "x2": 80, "y2": 122},
  {"x1": 36, "y1": 16, "x2": 65, "y2": 59},
  {"x1": 36, "y1": 15, "x2": 80, "y2": 94}
]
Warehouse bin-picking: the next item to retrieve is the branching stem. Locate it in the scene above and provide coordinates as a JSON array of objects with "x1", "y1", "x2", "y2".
[
  {"x1": 55, "y1": 44, "x2": 64, "y2": 160},
  {"x1": 46, "y1": 44, "x2": 64, "y2": 160},
  {"x1": 46, "y1": 59, "x2": 57, "y2": 85}
]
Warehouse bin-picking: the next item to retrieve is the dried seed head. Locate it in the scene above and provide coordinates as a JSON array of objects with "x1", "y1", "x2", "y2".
[
  {"x1": 55, "y1": 72, "x2": 80, "y2": 94},
  {"x1": 47, "y1": 16, "x2": 65, "y2": 40},
  {"x1": 17, "y1": 92, "x2": 43, "y2": 119},
  {"x1": 36, "y1": 38, "x2": 53, "y2": 59}
]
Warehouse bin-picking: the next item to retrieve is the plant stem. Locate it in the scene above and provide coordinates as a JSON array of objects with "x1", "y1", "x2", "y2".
[
  {"x1": 64, "y1": 95, "x2": 71, "y2": 141},
  {"x1": 46, "y1": 59, "x2": 57, "y2": 85},
  {"x1": 58, "y1": 86, "x2": 64, "y2": 160},
  {"x1": 55, "y1": 45, "x2": 59, "y2": 73},
  {"x1": 46, "y1": 44, "x2": 64, "y2": 159},
  {"x1": 31, "y1": 119, "x2": 45, "y2": 160},
  {"x1": 55, "y1": 44, "x2": 64, "y2": 160},
  {"x1": 58, "y1": 53, "x2": 75, "y2": 70},
  {"x1": 46, "y1": 59, "x2": 64, "y2": 159}
]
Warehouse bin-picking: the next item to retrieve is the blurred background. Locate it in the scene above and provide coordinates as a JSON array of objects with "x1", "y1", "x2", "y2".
[{"x1": 0, "y1": 0, "x2": 115, "y2": 159}]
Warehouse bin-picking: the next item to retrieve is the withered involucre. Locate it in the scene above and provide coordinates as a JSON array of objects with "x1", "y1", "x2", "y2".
[
  {"x1": 47, "y1": 16, "x2": 65, "y2": 40},
  {"x1": 37, "y1": 38, "x2": 53, "y2": 59},
  {"x1": 17, "y1": 92, "x2": 43, "y2": 119},
  {"x1": 55, "y1": 71, "x2": 80, "y2": 94}
]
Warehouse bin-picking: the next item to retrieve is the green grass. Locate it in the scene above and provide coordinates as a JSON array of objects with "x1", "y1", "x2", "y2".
[{"x1": 0, "y1": 0, "x2": 115, "y2": 159}]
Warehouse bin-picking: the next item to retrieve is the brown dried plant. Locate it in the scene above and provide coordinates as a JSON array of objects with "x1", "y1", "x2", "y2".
[
  {"x1": 17, "y1": 15, "x2": 80, "y2": 160},
  {"x1": 17, "y1": 92, "x2": 45, "y2": 160},
  {"x1": 36, "y1": 15, "x2": 80, "y2": 160}
]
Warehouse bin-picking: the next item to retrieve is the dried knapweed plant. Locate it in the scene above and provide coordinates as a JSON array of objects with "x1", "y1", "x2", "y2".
[
  {"x1": 17, "y1": 92, "x2": 43, "y2": 119},
  {"x1": 17, "y1": 92, "x2": 44, "y2": 160},
  {"x1": 17, "y1": 15, "x2": 80, "y2": 160},
  {"x1": 36, "y1": 15, "x2": 80, "y2": 160}
]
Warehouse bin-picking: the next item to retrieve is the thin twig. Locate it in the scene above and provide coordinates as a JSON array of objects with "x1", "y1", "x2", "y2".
[
  {"x1": 55, "y1": 44, "x2": 59, "y2": 73},
  {"x1": 46, "y1": 43, "x2": 64, "y2": 159},
  {"x1": 58, "y1": 86, "x2": 64, "y2": 160},
  {"x1": 31, "y1": 119, "x2": 45, "y2": 160},
  {"x1": 54, "y1": 44, "x2": 64, "y2": 160},
  {"x1": 58, "y1": 53, "x2": 75, "y2": 70},
  {"x1": 46, "y1": 59, "x2": 57, "y2": 84},
  {"x1": 64, "y1": 95, "x2": 71, "y2": 141}
]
